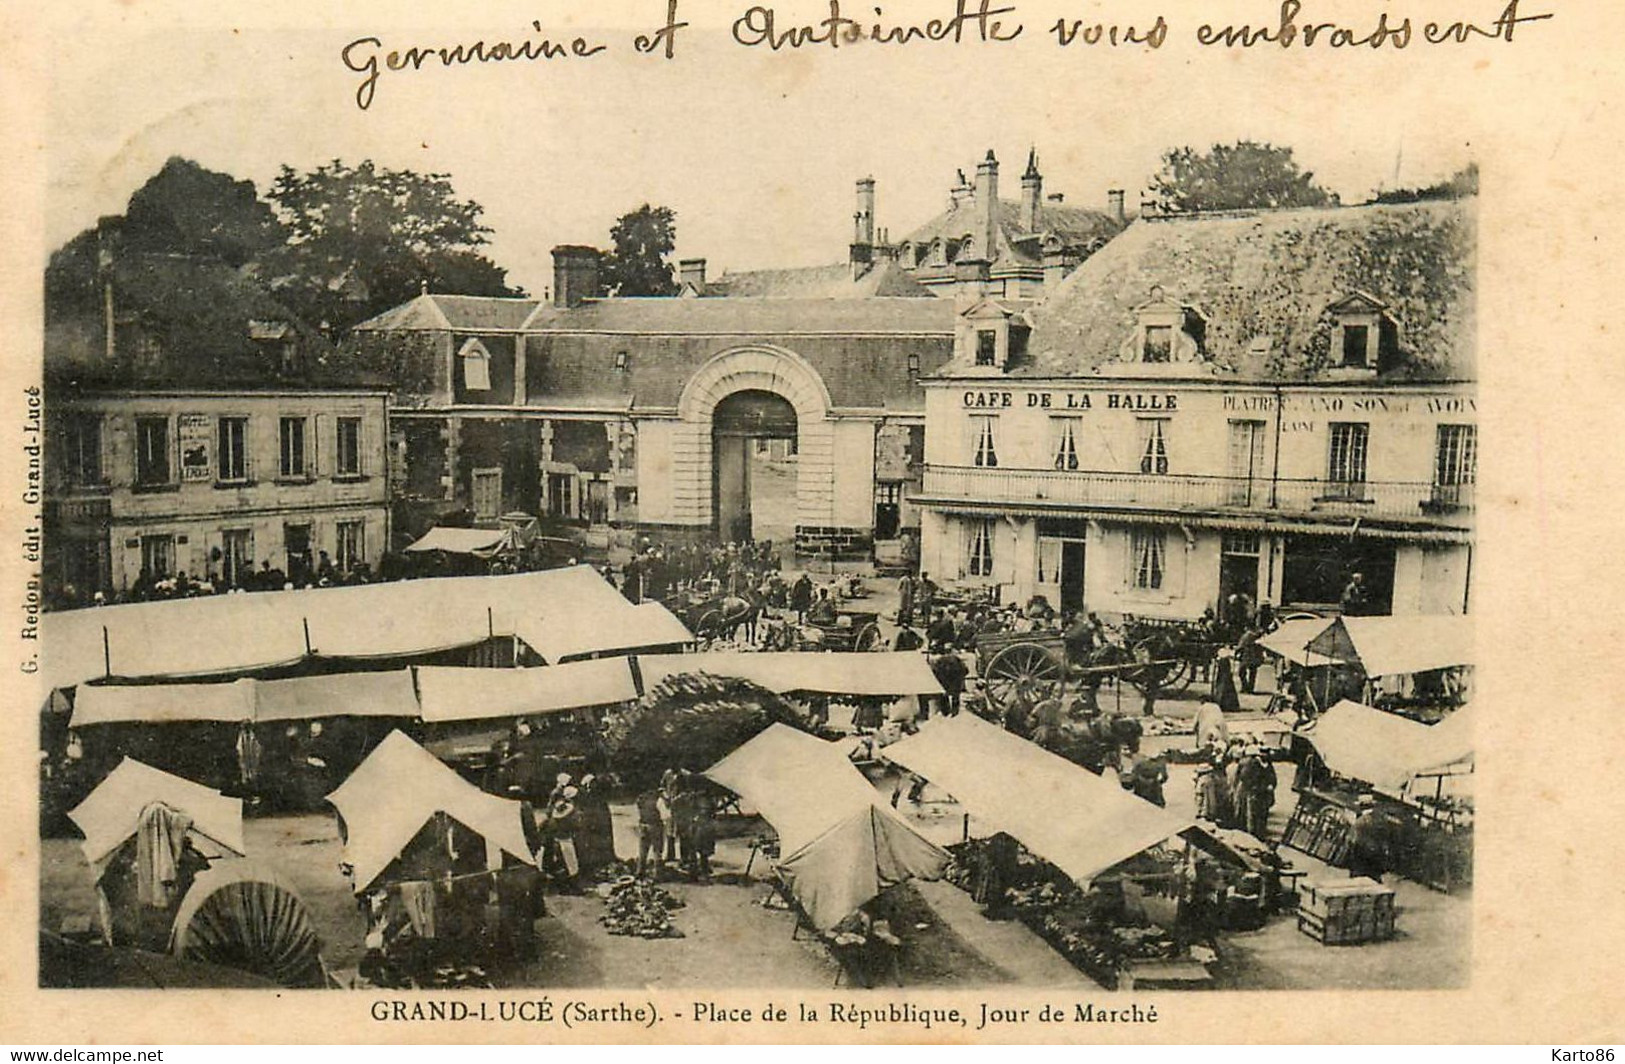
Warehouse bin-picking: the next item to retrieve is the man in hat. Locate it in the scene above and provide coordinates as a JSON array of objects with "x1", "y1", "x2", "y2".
[{"x1": 930, "y1": 651, "x2": 968, "y2": 717}]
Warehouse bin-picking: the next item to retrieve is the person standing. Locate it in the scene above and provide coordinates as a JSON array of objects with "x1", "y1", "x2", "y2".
[
  {"x1": 926, "y1": 609, "x2": 956, "y2": 652},
  {"x1": 789, "y1": 574, "x2": 813, "y2": 623},
  {"x1": 635, "y1": 788, "x2": 664, "y2": 879},
  {"x1": 1210, "y1": 647, "x2": 1242, "y2": 713},
  {"x1": 1236, "y1": 745, "x2": 1276, "y2": 839},
  {"x1": 1340, "y1": 572, "x2": 1368, "y2": 616},
  {"x1": 930, "y1": 651, "x2": 968, "y2": 716},
  {"x1": 897, "y1": 573, "x2": 915, "y2": 628},
  {"x1": 916, "y1": 572, "x2": 938, "y2": 617},
  {"x1": 1346, "y1": 794, "x2": 1389, "y2": 882}
]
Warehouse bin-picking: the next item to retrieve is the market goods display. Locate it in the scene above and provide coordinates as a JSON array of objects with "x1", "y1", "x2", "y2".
[
  {"x1": 596, "y1": 877, "x2": 687, "y2": 939},
  {"x1": 601, "y1": 673, "x2": 808, "y2": 786}
]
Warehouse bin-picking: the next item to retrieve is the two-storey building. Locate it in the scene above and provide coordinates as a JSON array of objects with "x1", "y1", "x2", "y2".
[
  {"x1": 44, "y1": 251, "x2": 390, "y2": 604},
  {"x1": 914, "y1": 198, "x2": 1476, "y2": 619}
]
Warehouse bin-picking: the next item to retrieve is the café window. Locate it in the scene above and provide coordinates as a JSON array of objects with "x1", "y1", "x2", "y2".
[
  {"x1": 279, "y1": 416, "x2": 310, "y2": 479},
  {"x1": 1139, "y1": 418, "x2": 1170, "y2": 475},
  {"x1": 967, "y1": 520, "x2": 995, "y2": 577},
  {"x1": 218, "y1": 417, "x2": 248, "y2": 482},
  {"x1": 1051, "y1": 417, "x2": 1080, "y2": 471},
  {"x1": 1327, "y1": 422, "x2": 1369, "y2": 494},
  {"x1": 135, "y1": 417, "x2": 171, "y2": 486},
  {"x1": 1130, "y1": 528, "x2": 1165, "y2": 590},
  {"x1": 336, "y1": 417, "x2": 363, "y2": 477},
  {"x1": 970, "y1": 416, "x2": 999, "y2": 468},
  {"x1": 460, "y1": 338, "x2": 493, "y2": 392}
]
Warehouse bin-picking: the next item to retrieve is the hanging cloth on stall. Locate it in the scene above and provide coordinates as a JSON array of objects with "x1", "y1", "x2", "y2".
[{"x1": 134, "y1": 802, "x2": 193, "y2": 909}]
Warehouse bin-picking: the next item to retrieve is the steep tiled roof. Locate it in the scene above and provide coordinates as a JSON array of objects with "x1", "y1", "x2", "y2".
[
  {"x1": 522, "y1": 296, "x2": 956, "y2": 335},
  {"x1": 706, "y1": 261, "x2": 933, "y2": 299},
  {"x1": 899, "y1": 198, "x2": 1123, "y2": 271},
  {"x1": 354, "y1": 293, "x2": 540, "y2": 332},
  {"x1": 1014, "y1": 199, "x2": 1476, "y2": 381}
]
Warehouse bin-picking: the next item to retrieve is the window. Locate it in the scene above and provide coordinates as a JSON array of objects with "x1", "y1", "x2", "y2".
[
  {"x1": 218, "y1": 417, "x2": 248, "y2": 482},
  {"x1": 1143, "y1": 325, "x2": 1173, "y2": 363},
  {"x1": 975, "y1": 330, "x2": 997, "y2": 367},
  {"x1": 221, "y1": 528, "x2": 253, "y2": 589},
  {"x1": 1327, "y1": 422, "x2": 1369, "y2": 494},
  {"x1": 1435, "y1": 424, "x2": 1477, "y2": 486},
  {"x1": 64, "y1": 415, "x2": 102, "y2": 486},
  {"x1": 614, "y1": 350, "x2": 629, "y2": 373},
  {"x1": 472, "y1": 467, "x2": 503, "y2": 522},
  {"x1": 906, "y1": 350, "x2": 921, "y2": 379},
  {"x1": 1341, "y1": 324, "x2": 1370, "y2": 367},
  {"x1": 336, "y1": 520, "x2": 366, "y2": 572},
  {"x1": 1131, "y1": 529, "x2": 1165, "y2": 590},
  {"x1": 337, "y1": 417, "x2": 362, "y2": 477},
  {"x1": 135, "y1": 417, "x2": 170, "y2": 486},
  {"x1": 1139, "y1": 419, "x2": 1169, "y2": 475},
  {"x1": 1221, "y1": 533, "x2": 1261, "y2": 556},
  {"x1": 1227, "y1": 419, "x2": 1266, "y2": 504},
  {"x1": 971, "y1": 417, "x2": 999, "y2": 468},
  {"x1": 141, "y1": 534, "x2": 175, "y2": 579},
  {"x1": 460, "y1": 338, "x2": 492, "y2": 391},
  {"x1": 279, "y1": 417, "x2": 309, "y2": 478},
  {"x1": 967, "y1": 520, "x2": 994, "y2": 577},
  {"x1": 1052, "y1": 418, "x2": 1080, "y2": 471},
  {"x1": 547, "y1": 472, "x2": 576, "y2": 519}
]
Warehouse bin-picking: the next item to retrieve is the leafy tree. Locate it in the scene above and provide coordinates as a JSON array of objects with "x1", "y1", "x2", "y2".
[
  {"x1": 1149, "y1": 141, "x2": 1336, "y2": 214},
  {"x1": 1370, "y1": 162, "x2": 1479, "y2": 204},
  {"x1": 260, "y1": 159, "x2": 523, "y2": 333},
  {"x1": 601, "y1": 204, "x2": 678, "y2": 297}
]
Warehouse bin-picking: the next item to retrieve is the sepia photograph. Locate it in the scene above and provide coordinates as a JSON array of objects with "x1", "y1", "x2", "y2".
[{"x1": 5, "y1": 0, "x2": 1618, "y2": 1045}]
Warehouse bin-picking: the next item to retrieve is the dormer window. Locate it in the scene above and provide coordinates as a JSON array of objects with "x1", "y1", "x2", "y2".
[
  {"x1": 614, "y1": 350, "x2": 630, "y2": 373},
  {"x1": 1124, "y1": 287, "x2": 1206, "y2": 370},
  {"x1": 1327, "y1": 292, "x2": 1395, "y2": 371},
  {"x1": 1144, "y1": 325, "x2": 1173, "y2": 363},
  {"x1": 459, "y1": 338, "x2": 492, "y2": 391},
  {"x1": 976, "y1": 331, "x2": 998, "y2": 366}
]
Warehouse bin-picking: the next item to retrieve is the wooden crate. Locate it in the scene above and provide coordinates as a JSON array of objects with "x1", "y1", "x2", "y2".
[
  {"x1": 1298, "y1": 907, "x2": 1396, "y2": 946},
  {"x1": 1299, "y1": 877, "x2": 1393, "y2": 918}
]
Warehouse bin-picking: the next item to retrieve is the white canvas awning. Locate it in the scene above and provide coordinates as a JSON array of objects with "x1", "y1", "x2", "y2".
[
  {"x1": 516, "y1": 600, "x2": 693, "y2": 663},
  {"x1": 415, "y1": 659, "x2": 638, "y2": 723},
  {"x1": 705, "y1": 724, "x2": 946, "y2": 929},
  {"x1": 637, "y1": 652, "x2": 943, "y2": 698},
  {"x1": 68, "y1": 758, "x2": 246, "y2": 869},
  {"x1": 252, "y1": 670, "x2": 419, "y2": 722},
  {"x1": 70, "y1": 681, "x2": 256, "y2": 727},
  {"x1": 1305, "y1": 700, "x2": 1475, "y2": 791},
  {"x1": 69, "y1": 671, "x2": 419, "y2": 727},
  {"x1": 1256, "y1": 617, "x2": 1341, "y2": 666},
  {"x1": 882, "y1": 713, "x2": 1193, "y2": 886},
  {"x1": 1306, "y1": 615, "x2": 1473, "y2": 677},
  {"x1": 325, "y1": 731, "x2": 536, "y2": 892},
  {"x1": 403, "y1": 527, "x2": 511, "y2": 557}
]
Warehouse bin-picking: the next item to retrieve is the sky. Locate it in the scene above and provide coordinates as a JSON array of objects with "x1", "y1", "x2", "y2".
[{"x1": 38, "y1": 1, "x2": 1501, "y2": 297}]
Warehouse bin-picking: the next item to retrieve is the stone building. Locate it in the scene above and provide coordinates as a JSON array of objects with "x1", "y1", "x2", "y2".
[
  {"x1": 43, "y1": 251, "x2": 390, "y2": 604},
  {"x1": 914, "y1": 197, "x2": 1477, "y2": 619}
]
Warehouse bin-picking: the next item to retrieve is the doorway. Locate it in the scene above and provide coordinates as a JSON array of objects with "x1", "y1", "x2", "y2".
[
  {"x1": 1060, "y1": 540, "x2": 1086, "y2": 612},
  {"x1": 1219, "y1": 532, "x2": 1262, "y2": 611},
  {"x1": 712, "y1": 390, "x2": 798, "y2": 544}
]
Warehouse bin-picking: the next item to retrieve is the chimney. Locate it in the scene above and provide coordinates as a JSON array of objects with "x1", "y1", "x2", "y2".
[
  {"x1": 1021, "y1": 148, "x2": 1043, "y2": 233},
  {"x1": 96, "y1": 216, "x2": 120, "y2": 360},
  {"x1": 1107, "y1": 189, "x2": 1127, "y2": 225},
  {"x1": 1047, "y1": 192, "x2": 1065, "y2": 204},
  {"x1": 1043, "y1": 246, "x2": 1070, "y2": 292},
  {"x1": 949, "y1": 168, "x2": 974, "y2": 211},
  {"x1": 1140, "y1": 196, "x2": 1161, "y2": 219},
  {"x1": 551, "y1": 245, "x2": 601, "y2": 308},
  {"x1": 678, "y1": 257, "x2": 707, "y2": 294},
  {"x1": 975, "y1": 150, "x2": 1000, "y2": 262},
  {"x1": 851, "y1": 177, "x2": 876, "y2": 279}
]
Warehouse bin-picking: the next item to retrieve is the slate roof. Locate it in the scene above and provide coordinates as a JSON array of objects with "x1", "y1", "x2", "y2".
[
  {"x1": 522, "y1": 296, "x2": 957, "y2": 335},
  {"x1": 45, "y1": 253, "x2": 385, "y2": 391},
  {"x1": 899, "y1": 198, "x2": 1123, "y2": 272},
  {"x1": 1005, "y1": 199, "x2": 1476, "y2": 381},
  {"x1": 354, "y1": 293, "x2": 541, "y2": 332},
  {"x1": 704, "y1": 261, "x2": 933, "y2": 299}
]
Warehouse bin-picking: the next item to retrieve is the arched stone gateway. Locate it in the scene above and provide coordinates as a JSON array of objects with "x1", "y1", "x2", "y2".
[{"x1": 670, "y1": 345, "x2": 841, "y2": 544}]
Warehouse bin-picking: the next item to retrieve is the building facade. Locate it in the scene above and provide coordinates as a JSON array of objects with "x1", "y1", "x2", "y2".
[
  {"x1": 915, "y1": 198, "x2": 1476, "y2": 619},
  {"x1": 43, "y1": 247, "x2": 390, "y2": 604}
]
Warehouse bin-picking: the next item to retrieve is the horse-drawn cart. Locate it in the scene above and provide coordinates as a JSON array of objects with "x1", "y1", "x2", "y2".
[{"x1": 802, "y1": 608, "x2": 885, "y2": 653}]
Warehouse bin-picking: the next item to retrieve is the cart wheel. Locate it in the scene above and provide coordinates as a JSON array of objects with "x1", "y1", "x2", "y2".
[
  {"x1": 696, "y1": 608, "x2": 724, "y2": 641},
  {"x1": 854, "y1": 624, "x2": 883, "y2": 652},
  {"x1": 984, "y1": 643, "x2": 1064, "y2": 708}
]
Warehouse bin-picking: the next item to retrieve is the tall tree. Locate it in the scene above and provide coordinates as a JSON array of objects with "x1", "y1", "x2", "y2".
[
  {"x1": 260, "y1": 159, "x2": 523, "y2": 332},
  {"x1": 1149, "y1": 141, "x2": 1335, "y2": 214},
  {"x1": 601, "y1": 204, "x2": 678, "y2": 297},
  {"x1": 1371, "y1": 162, "x2": 1479, "y2": 204}
]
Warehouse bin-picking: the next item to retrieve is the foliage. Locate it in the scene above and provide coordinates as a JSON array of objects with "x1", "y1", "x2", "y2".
[
  {"x1": 600, "y1": 204, "x2": 678, "y2": 297},
  {"x1": 1149, "y1": 141, "x2": 1336, "y2": 214},
  {"x1": 1370, "y1": 163, "x2": 1479, "y2": 204},
  {"x1": 260, "y1": 159, "x2": 524, "y2": 333},
  {"x1": 600, "y1": 672, "x2": 807, "y2": 787}
]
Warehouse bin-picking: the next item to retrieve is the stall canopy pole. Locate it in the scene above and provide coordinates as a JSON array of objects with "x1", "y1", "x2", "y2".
[
  {"x1": 302, "y1": 618, "x2": 312, "y2": 655},
  {"x1": 102, "y1": 626, "x2": 111, "y2": 678}
]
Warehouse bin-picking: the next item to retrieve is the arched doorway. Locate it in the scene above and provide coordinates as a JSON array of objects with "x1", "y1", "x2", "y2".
[{"x1": 712, "y1": 390, "x2": 798, "y2": 544}]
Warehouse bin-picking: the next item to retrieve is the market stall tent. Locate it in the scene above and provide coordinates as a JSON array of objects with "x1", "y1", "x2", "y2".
[
  {"x1": 1304, "y1": 700, "x2": 1475, "y2": 793},
  {"x1": 1256, "y1": 617, "x2": 1342, "y2": 667},
  {"x1": 415, "y1": 659, "x2": 638, "y2": 723},
  {"x1": 705, "y1": 724, "x2": 947, "y2": 929},
  {"x1": 403, "y1": 527, "x2": 513, "y2": 557},
  {"x1": 325, "y1": 730, "x2": 536, "y2": 893},
  {"x1": 68, "y1": 758, "x2": 246, "y2": 871},
  {"x1": 882, "y1": 713, "x2": 1193, "y2": 887},
  {"x1": 639, "y1": 652, "x2": 944, "y2": 699},
  {"x1": 68, "y1": 670, "x2": 420, "y2": 728},
  {"x1": 515, "y1": 601, "x2": 694, "y2": 664},
  {"x1": 1305, "y1": 615, "x2": 1473, "y2": 677}
]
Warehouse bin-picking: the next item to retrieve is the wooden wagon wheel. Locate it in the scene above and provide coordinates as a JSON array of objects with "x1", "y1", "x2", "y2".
[
  {"x1": 1124, "y1": 633, "x2": 1193, "y2": 694},
  {"x1": 984, "y1": 642, "x2": 1064, "y2": 709},
  {"x1": 854, "y1": 623, "x2": 883, "y2": 652},
  {"x1": 695, "y1": 608, "x2": 724, "y2": 642}
]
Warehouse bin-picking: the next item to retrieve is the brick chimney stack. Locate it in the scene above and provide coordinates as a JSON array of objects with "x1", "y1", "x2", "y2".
[
  {"x1": 551, "y1": 245, "x2": 601, "y2": 308},
  {"x1": 679, "y1": 258, "x2": 707, "y2": 294},
  {"x1": 851, "y1": 177, "x2": 876, "y2": 280},
  {"x1": 1021, "y1": 148, "x2": 1043, "y2": 233},
  {"x1": 1107, "y1": 189, "x2": 1127, "y2": 225},
  {"x1": 975, "y1": 150, "x2": 1000, "y2": 261}
]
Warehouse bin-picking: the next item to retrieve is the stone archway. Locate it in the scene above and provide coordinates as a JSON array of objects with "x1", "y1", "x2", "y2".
[{"x1": 671, "y1": 345, "x2": 835, "y2": 537}]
